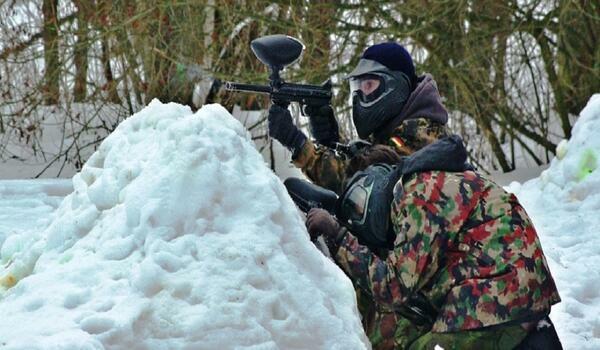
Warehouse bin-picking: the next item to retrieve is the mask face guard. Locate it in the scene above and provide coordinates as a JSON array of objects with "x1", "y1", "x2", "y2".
[
  {"x1": 338, "y1": 164, "x2": 399, "y2": 249},
  {"x1": 350, "y1": 70, "x2": 413, "y2": 140}
]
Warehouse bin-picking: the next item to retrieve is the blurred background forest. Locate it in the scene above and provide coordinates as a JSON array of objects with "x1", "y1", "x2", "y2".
[{"x1": 0, "y1": 0, "x2": 598, "y2": 177}]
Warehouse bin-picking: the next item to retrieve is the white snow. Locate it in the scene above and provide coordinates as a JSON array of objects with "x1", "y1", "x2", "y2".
[
  {"x1": 0, "y1": 100, "x2": 368, "y2": 349},
  {"x1": 0, "y1": 179, "x2": 72, "y2": 248},
  {"x1": 506, "y1": 94, "x2": 600, "y2": 349}
]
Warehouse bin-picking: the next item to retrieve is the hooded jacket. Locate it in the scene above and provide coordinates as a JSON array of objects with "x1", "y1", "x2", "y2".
[
  {"x1": 293, "y1": 74, "x2": 449, "y2": 194},
  {"x1": 373, "y1": 74, "x2": 448, "y2": 143}
]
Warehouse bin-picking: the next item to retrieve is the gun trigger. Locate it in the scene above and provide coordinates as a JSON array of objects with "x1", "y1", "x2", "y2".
[{"x1": 334, "y1": 142, "x2": 350, "y2": 160}]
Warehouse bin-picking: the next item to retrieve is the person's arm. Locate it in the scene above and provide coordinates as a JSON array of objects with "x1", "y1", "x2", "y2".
[
  {"x1": 293, "y1": 140, "x2": 348, "y2": 194},
  {"x1": 333, "y1": 171, "x2": 479, "y2": 307},
  {"x1": 267, "y1": 103, "x2": 347, "y2": 194}
]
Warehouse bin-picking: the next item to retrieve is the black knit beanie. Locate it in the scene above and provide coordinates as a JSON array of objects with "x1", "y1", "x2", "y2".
[{"x1": 362, "y1": 42, "x2": 417, "y2": 89}]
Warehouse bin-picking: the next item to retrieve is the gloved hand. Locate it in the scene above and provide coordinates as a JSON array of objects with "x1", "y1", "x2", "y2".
[
  {"x1": 305, "y1": 208, "x2": 346, "y2": 251},
  {"x1": 268, "y1": 104, "x2": 307, "y2": 158},
  {"x1": 303, "y1": 104, "x2": 339, "y2": 148}
]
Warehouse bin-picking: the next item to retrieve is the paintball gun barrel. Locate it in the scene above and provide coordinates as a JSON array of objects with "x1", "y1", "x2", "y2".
[
  {"x1": 224, "y1": 35, "x2": 332, "y2": 107},
  {"x1": 283, "y1": 177, "x2": 338, "y2": 216}
]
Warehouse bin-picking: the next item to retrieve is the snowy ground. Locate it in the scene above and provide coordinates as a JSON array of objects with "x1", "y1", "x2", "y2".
[
  {"x1": 0, "y1": 96, "x2": 599, "y2": 349},
  {"x1": 505, "y1": 94, "x2": 600, "y2": 349}
]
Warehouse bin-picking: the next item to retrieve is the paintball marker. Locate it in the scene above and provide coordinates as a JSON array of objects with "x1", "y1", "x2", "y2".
[
  {"x1": 284, "y1": 177, "x2": 338, "y2": 253},
  {"x1": 334, "y1": 140, "x2": 372, "y2": 160},
  {"x1": 224, "y1": 35, "x2": 332, "y2": 108},
  {"x1": 283, "y1": 177, "x2": 338, "y2": 216}
]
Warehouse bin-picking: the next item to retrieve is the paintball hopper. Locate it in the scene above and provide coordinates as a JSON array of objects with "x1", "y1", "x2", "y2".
[{"x1": 250, "y1": 35, "x2": 304, "y2": 83}]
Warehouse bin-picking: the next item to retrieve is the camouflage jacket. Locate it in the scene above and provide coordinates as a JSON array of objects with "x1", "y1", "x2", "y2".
[
  {"x1": 293, "y1": 75, "x2": 559, "y2": 345},
  {"x1": 334, "y1": 170, "x2": 561, "y2": 332}
]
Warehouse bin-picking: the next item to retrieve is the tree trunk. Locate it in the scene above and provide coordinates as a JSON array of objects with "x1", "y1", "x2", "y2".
[
  {"x1": 302, "y1": 1, "x2": 337, "y2": 83},
  {"x1": 73, "y1": 2, "x2": 89, "y2": 102},
  {"x1": 101, "y1": 37, "x2": 120, "y2": 103},
  {"x1": 42, "y1": 0, "x2": 59, "y2": 105}
]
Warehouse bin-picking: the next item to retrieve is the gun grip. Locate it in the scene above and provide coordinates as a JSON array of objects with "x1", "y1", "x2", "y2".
[{"x1": 272, "y1": 98, "x2": 290, "y2": 108}]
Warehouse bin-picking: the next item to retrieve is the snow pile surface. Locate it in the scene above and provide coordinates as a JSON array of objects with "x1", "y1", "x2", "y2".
[
  {"x1": 507, "y1": 94, "x2": 600, "y2": 349},
  {"x1": 0, "y1": 100, "x2": 368, "y2": 349},
  {"x1": 0, "y1": 179, "x2": 71, "y2": 247}
]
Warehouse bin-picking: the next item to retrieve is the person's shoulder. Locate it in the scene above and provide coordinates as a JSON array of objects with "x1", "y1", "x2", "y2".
[
  {"x1": 403, "y1": 169, "x2": 469, "y2": 184},
  {"x1": 402, "y1": 170, "x2": 491, "y2": 197}
]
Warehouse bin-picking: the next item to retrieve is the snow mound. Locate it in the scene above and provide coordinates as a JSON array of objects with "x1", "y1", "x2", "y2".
[
  {"x1": 507, "y1": 94, "x2": 600, "y2": 350},
  {"x1": 0, "y1": 179, "x2": 71, "y2": 248},
  {"x1": 0, "y1": 100, "x2": 369, "y2": 349}
]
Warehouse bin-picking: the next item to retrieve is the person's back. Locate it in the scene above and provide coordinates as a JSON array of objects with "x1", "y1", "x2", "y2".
[
  {"x1": 325, "y1": 135, "x2": 561, "y2": 349},
  {"x1": 392, "y1": 169, "x2": 561, "y2": 333}
]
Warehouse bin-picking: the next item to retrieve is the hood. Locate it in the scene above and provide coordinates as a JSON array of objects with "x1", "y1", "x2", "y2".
[
  {"x1": 400, "y1": 134, "x2": 473, "y2": 177},
  {"x1": 374, "y1": 74, "x2": 448, "y2": 141}
]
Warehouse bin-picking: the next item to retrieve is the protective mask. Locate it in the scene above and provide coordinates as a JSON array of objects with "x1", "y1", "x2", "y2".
[
  {"x1": 348, "y1": 62, "x2": 412, "y2": 139},
  {"x1": 337, "y1": 163, "x2": 403, "y2": 248}
]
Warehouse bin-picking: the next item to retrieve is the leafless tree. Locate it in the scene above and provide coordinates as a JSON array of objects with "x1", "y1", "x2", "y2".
[{"x1": 0, "y1": 0, "x2": 597, "y2": 176}]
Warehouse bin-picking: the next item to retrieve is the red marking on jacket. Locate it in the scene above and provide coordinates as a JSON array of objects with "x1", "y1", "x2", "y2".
[
  {"x1": 503, "y1": 227, "x2": 521, "y2": 245},
  {"x1": 463, "y1": 315, "x2": 484, "y2": 329},
  {"x1": 507, "y1": 276, "x2": 520, "y2": 293},
  {"x1": 524, "y1": 226, "x2": 537, "y2": 245},
  {"x1": 429, "y1": 172, "x2": 446, "y2": 202},
  {"x1": 515, "y1": 259, "x2": 526, "y2": 269},
  {"x1": 471, "y1": 225, "x2": 492, "y2": 241},
  {"x1": 416, "y1": 255, "x2": 430, "y2": 274},
  {"x1": 413, "y1": 197, "x2": 439, "y2": 215},
  {"x1": 508, "y1": 295, "x2": 530, "y2": 308},
  {"x1": 481, "y1": 301, "x2": 497, "y2": 314},
  {"x1": 470, "y1": 283, "x2": 483, "y2": 297}
]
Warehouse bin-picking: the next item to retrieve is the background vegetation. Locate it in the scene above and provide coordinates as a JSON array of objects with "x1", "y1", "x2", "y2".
[{"x1": 1, "y1": 0, "x2": 598, "y2": 176}]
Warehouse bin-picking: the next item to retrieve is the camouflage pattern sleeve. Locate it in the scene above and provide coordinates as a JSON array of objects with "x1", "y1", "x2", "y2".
[
  {"x1": 334, "y1": 171, "x2": 477, "y2": 308},
  {"x1": 292, "y1": 139, "x2": 348, "y2": 194}
]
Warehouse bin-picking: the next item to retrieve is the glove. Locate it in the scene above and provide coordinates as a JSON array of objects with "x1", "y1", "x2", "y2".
[
  {"x1": 303, "y1": 104, "x2": 339, "y2": 147},
  {"x1": 268, "y1": 104, "x2": 307, "y2": 158},
  {"x1": 305, "y1": 208, "x2": 346, "y2": 252}
]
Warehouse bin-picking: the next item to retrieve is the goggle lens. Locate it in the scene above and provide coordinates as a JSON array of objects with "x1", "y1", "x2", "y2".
[
  {"x1": 341, "y1": 177, "x2": 372, "y2": 225},
  {"x1": 349, "y1": 74, "x2": 386, "y2": 104}
]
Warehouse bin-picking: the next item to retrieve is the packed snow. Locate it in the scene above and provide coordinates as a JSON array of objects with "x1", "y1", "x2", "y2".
[
  {"x1": 506, "y1": 94, "x2": 600, "y2": 349},
  {"x1": 0, "y1": 100, "x2": 369, "y2": 349},
  {"x1": 0, "y1": 179, "x2": 72, "y2": 249}
]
